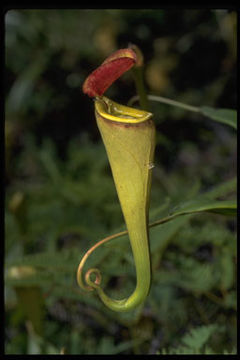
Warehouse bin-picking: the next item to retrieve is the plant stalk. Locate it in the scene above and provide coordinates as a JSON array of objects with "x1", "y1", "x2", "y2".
[
  {"x1": 132, "y1": 67, "x2": 149, "y2": 111},
  {"x1": 129, "y1": 94, "x2": 200, "y2": 113}
]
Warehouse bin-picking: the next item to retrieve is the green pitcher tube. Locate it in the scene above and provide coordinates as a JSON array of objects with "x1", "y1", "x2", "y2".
[{"x1": 78, "y1": 96, "x2": 155, "y2": 312}]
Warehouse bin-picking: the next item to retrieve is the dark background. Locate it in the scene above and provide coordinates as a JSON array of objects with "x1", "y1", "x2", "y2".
[{"x1": 5, "y1": 9, "x2": 237, "y2": 355}]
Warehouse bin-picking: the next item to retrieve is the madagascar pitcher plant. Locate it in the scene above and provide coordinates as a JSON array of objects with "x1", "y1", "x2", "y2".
[{"x1": 77, "y1": 48, "x2": 156, "y2": 311}]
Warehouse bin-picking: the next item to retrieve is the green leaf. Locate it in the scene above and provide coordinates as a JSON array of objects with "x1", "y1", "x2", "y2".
[
  {"x1": 170, "y1": 199, "x2": 237, "y2": 217},
  {"x1": 6, "y1": 55, "x2": 48, "y2": 115},
  {"x1": 220, "y1": 249, "x2": 235, "y2": 291},
  {"x1": 158, "y1": 324, "x2": 223, "y2": 354},
  {"x1": 180, "y1": 324, "x2": 220, "y2": 351},
  {"x1": 200, "y1": 106, "x2": 237, "y2": 130},
  {"x1": 149, "y1": 178, "x2": 236, "y2": 230},
  {"x1": 204, "y1": 177, "x2": 236, "y2": 199}
]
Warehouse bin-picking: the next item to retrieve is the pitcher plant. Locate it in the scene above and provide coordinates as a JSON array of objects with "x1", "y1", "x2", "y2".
[{"x1": 77, "y1": 48, "x2": 156, "y2": 312}]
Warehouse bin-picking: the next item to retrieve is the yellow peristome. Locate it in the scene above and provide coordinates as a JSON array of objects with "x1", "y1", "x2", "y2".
[{"x1": 95, "y1": 96, "x2": 152, "y2": 123}]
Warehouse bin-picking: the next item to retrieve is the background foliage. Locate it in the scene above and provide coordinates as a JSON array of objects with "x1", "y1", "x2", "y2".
[{"x1": 5, "y1": 9, "x2": 237, "y2": 354}]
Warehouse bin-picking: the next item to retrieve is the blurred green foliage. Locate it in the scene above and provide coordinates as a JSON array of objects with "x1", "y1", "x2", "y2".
[{"x1": 5, "y1": 9, "x2": 236, "y2": 355}]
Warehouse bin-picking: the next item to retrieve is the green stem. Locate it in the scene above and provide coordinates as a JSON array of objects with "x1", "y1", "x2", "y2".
[
  {"x1": 131, "y1": 67, "x2": 149, "y2": 111},
  {"x1": 129, "y1": 94, "x2": 200, "y2": 113}
]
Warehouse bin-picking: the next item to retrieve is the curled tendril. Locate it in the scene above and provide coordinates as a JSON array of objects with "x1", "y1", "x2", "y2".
[
  {"x1": 77, "y1": 230, "x2": 127, "y2": 293},
  {"x1": 77, "y1": 212, "x2": 183, "y2": 311}
]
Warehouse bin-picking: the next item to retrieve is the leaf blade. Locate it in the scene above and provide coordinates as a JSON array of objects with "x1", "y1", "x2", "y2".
[
  {"x1": 170, "y1": 199, "x2": 237, "y2": 217},
  {"x1": 200, "y1": 106, "x2": 237, "y2": 130}
]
